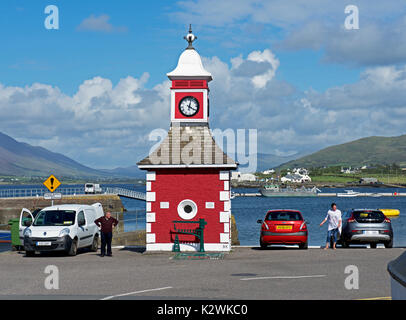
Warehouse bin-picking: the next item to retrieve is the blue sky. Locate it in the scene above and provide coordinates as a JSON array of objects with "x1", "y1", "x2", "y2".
[
  {"x1": 0, "y1": 0, "x2": 360, "y2": 93},
  {"x1": 0, "y1": 1, "x2": 405, "y2": 169}
]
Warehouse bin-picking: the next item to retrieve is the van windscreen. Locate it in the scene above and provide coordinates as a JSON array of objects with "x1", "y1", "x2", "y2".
[{"x1": 33, "y1": 210, "x2": 76, "y2": 226}]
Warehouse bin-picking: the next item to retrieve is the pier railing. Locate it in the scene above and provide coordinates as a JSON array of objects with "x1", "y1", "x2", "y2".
[
  {"x1": 0, "y1": 187, "x2": 85, "y2": 198},
  {"x1": 104, "y1": 187, "x2": 146, "y2": 201}
]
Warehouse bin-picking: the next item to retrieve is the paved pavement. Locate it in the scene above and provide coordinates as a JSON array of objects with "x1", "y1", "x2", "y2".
[
  {"x1": 0, "y1": 243, "x2": 10, "y2": 253},
  {"x1": 0, "y1": 246, "x2": 403, "y2": 300}
]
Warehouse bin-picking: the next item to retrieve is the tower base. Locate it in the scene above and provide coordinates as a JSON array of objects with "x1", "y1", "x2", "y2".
[{"x1": 147, "y1": 243, "x2": 231, "y2": 252}]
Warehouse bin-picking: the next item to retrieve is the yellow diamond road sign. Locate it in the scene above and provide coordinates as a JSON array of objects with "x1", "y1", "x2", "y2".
[{"x1": 43, "y1": 175, "x2": 61, "y2": 193}]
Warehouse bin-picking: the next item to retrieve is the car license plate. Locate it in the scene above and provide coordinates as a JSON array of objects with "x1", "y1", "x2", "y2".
[
  {"x1": 276, "y1": 225, "x2": 292, "y2": 230},
  {"x1": 36, "y1": 241, "x2": 52, "y2": 246},
  {"x1": 363, "y1": 231, "x2": 379, "y2": 235}
]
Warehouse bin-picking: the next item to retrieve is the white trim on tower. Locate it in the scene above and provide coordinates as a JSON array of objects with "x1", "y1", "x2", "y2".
[
  {"x1": 146, "y1": 171, "x2": 156, "y2": 181},
  {"x1": 146, "y1": 212, "x2": 156, "y2": 223},
  {"x1": 146, "y1": 233, "x2": 156, "y2": 243},
  {"x1": 146, "y1": 192, "x2": 156, "y2": 202},
  {"x1": 146, "y1": 243, "x2": 230, "y2": 252}
]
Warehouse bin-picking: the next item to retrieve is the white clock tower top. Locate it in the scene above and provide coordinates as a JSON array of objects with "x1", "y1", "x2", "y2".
[{"x1": 167, "y1": 25, "x2": 212, "y2": 82}]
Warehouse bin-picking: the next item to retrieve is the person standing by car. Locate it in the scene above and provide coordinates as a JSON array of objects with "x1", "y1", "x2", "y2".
[
  {"x1": 320, "y1": 203, "x2": 342, "y2": 250},
  {"x1": 94, "y1": 212, "x2": 119, "y2": 257}
]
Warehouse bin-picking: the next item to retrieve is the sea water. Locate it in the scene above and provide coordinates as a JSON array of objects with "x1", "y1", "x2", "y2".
[{"x1": 1, "y1": 184, "x2": 404, "y2": 247}]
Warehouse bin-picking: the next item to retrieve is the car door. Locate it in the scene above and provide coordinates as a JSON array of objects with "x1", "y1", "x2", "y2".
[
  {"x1": 19, "y1": 208, "x2": 34, "y2": 241},
  {"x1": 76, "y1": 210, "x2": 92, "y2": 248},
  {"x1": 85, "y1": 209, "x2": 97, "y2": 236}
]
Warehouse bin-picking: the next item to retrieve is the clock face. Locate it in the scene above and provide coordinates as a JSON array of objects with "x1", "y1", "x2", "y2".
[{"x1": 179, "y1": 96, "x2": 200, "y2": 117}]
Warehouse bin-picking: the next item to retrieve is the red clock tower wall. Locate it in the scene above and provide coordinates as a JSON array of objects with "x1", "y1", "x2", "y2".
[
  {"x1": 137, "y1": 26, "x2": 237, "y2": 252},
  {"x1": 145, "y1": 169, "x2": 232, "y2": 251}
]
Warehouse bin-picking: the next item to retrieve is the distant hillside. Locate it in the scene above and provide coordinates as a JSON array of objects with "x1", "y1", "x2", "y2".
[
  {"x1": 0, "y1": 131, "x2": 108, "y2": 178},
  {"x1": 278, "y1": 135, "x2": 406, "y2": 169},
  {"x1": 255, "y1": 152, "x2": 303, "y2": 171},
  {"x1": 100, "y1": 165, "x2": 144, "y2": 178}
]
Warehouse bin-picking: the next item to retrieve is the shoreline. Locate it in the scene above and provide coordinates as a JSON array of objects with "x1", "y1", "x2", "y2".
[{"x1": 231, "y1": 182, "x2": 406, "y2": 189}]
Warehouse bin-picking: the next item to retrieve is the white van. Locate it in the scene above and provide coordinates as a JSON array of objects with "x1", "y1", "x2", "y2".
[
  {"x1": 22, "y1": 203, "x2": 104, "y2": 256},
  {"x1": 84, "y1": 183, "x2": 102, "y2": 194}
]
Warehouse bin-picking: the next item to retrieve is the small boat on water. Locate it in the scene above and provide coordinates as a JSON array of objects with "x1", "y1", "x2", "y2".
[
  {"x1": 259, "y1": 184, "x2": 320, "y2": 197},
  {"x1": 380, "y1": 209, "x2": 400, "y2": 217},
  {"x1": 337, "y1": 190, "x2": 360, "y2": 197},
  {"x1": 370, "y1": 193, "x2": 383, "y2": 197}
]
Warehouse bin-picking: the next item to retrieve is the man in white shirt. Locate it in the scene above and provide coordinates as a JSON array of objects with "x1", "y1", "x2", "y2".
[{"x1": 320, "y1": 203, "x2": 342, "y2": 250}]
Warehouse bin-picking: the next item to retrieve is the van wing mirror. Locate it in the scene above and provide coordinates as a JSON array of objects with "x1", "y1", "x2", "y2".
[
  {"x1": 257, "y1": 219, "x2": 263, "y2": 224},
  {"x1": 24, "y1": 219, "x2": 32, "y2": 227}
]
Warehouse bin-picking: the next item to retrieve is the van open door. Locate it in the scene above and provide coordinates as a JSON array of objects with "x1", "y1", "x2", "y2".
[
  {"x1": 19, "y1": 208, "x2": 34, "y2": 241},
  {"x1": 91, "y1": 203, "x2": 104, "y2": 219}
]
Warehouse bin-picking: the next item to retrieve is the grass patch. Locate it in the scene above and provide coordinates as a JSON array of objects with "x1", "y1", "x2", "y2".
[{"x1": 310, "y1": 174, "x2": 406, "y2": 184}]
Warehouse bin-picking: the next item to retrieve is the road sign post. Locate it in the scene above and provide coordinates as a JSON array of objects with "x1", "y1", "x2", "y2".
[{"x1": 43, "y1": 175, "x2": 61, "y2": 205}]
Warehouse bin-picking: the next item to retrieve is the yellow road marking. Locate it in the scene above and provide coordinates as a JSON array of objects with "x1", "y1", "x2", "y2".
[{"x1": 356, "y1": 296, "x2": 391, "y2": 300}]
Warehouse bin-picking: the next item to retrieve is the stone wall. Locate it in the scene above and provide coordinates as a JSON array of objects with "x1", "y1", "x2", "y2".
[
  {"x1": 0, "y1": 195, "x2": 240, "y2": 247},
  {"x1": 0, "y1": 195, "x2": 124, "y2": 229}
]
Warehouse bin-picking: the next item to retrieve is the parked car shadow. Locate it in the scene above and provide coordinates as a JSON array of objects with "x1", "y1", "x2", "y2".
[{"x1": 251, "y1": 246, "x2": 304, "y2": 251}]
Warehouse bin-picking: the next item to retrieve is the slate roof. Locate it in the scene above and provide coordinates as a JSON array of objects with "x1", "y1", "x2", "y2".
[{"x1": 137, "y1": 124, "x2": 237, "y2": 169}]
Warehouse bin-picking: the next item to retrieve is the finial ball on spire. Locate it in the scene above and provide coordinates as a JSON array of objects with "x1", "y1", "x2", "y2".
[{"x1": 184, "y1": 24, "x2": 197, "y2": 49}]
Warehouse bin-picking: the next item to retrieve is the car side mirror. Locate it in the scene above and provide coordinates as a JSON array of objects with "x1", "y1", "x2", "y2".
[
  {"x1": 305, "y1": 221, "x2": 311, "y2": 225},
  {"x1": 24, "y1": 219, "x2": 32, "y2": 227},
  {"x1": 257, "y1": 219, "x2": 263, "y2": 224}
]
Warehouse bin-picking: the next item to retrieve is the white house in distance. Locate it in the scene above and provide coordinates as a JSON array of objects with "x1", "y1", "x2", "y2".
[
  {"x1": 262, "y1": 169, "x2": 275, "y2": 175},
  {"x1": 341, "y1": 167, "x2": 358, "y2": 174},
  {"x1": 231, "y1": 172, "x2": 257, "y2": 182},
  {"x1": 281, "y1": 168, "x2": 312, "y2": 183}
]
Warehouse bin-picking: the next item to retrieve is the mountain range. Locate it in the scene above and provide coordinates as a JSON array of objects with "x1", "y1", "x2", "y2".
[
  {"x1": 0, "y1": 132, "x2": 109, "y2": 178},
  {"x1": 1, "y1": 131, "x2": 405, "y2": 178},
  {"x1": 278, "y1": 135, "x2": 406, "y2": 169}
]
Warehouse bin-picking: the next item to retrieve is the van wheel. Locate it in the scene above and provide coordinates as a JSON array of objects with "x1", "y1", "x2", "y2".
[
  {"x1": 260, "y1": 240, "x2": 267, "y2": 250},
  {"x1": 384, "y1": 239, "x2": 393, "y2": 248},
  {"x1": 68, "y1": 239, "x2": 78, "y2": 256},
  {"x1": 370, "y1": 243, "x2": 377, "y2": 249},
  {"x1": 25, "y1": 250, "x2": 35, "y2": 257},
  {"x1": 90, "y1": 235, "x2": 98, "y2": 252}
]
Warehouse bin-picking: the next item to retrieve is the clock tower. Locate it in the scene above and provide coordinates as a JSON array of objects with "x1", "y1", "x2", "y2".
[
  {"x1": 168, "y1": 25, "x2": 211, "y2": 123},
  {"x1": 137, "y1": 26, "x2": 237, "y2": 252}
]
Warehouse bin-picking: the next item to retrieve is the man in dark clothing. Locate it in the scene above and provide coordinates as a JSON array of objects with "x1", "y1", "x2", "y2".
[{"x1": 94, "y1": 212, "x2": 119, "y2": 257}]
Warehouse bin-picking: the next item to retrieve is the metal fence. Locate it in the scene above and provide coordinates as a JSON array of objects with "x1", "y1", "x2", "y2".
[
  {"x1": 0, "y1": 186, "x2": 146, "y2": 200},
  {"x1": 122, "y1": 209, "x2": 146, "y2": 232},
  {"x1": 104, "y1": 187, "x2": 146, "y2": 201},
  {"x1": 0, "y1": 187, "x2": 85, "y2": 198}
]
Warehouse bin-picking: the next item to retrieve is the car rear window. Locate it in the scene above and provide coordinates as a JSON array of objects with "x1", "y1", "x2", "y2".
[
  {"x1": 266, "y1": 211, "x2": 303, "y2": 221},
  {"x1": 353, "y1": 211, "x2": 385, "y2": 223}
]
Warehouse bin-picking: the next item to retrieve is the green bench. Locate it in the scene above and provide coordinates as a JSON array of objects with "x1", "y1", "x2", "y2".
[{"x1": 172, "y1": 218, "x2": 207, "y2": 252}]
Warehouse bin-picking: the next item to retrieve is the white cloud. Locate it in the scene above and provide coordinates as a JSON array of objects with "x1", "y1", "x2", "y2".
[
  {"x1": 76, "y1": 14, "x2": 128, "y2": 33},
  {"x1": 0, "y1": 74, "x2": 170, "y2": 168},
  {"x1": 246, "y1": 49, "x2": 279, "y2": 88},
  {"x1": 1, "y1": 49, "x2": 406, "y2": 168},
  {"x1": 173, "y1": 0, "x2": 406, "y2": 67}
]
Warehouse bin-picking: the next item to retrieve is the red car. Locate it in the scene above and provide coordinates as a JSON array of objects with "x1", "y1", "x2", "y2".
[{"x1": 257, "y1": 209, "x2": 309, "y2": 249}]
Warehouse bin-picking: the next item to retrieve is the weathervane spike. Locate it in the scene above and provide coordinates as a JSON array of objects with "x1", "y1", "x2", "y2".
[{"x1": 184, "y1": 24, "x2": 197, "y2": 49}]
